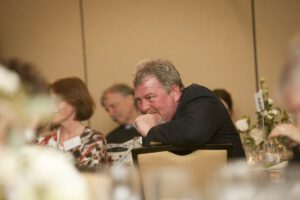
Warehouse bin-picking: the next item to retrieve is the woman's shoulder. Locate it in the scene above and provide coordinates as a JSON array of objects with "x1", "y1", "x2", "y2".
[
  {"x1": 81, "y1": 127, "x2": 106, "y2": 143},
  {"x1": 37, "y1": 130, "x2": 58, "y2": 145}
]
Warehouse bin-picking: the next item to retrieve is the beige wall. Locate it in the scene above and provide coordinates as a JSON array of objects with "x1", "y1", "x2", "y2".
[
  {"x1": 0, "y1": 0, "x2": 85, "y2": 81},
  {"x1": 256, "y1": 0, "x2": 300, "y2": 99},
  {"x1": 1, "y1": 0, "x2": 299, "y2": 135}
]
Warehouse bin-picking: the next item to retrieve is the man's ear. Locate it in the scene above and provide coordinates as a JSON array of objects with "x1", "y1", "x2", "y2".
[{"x1": 170, "y1": 85, "x2": 181, "y2": 102}]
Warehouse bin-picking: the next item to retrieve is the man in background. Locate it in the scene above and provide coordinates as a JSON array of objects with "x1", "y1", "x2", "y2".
[{"x1": 101, "y1": 84, "x2": 140, "y2": 166}]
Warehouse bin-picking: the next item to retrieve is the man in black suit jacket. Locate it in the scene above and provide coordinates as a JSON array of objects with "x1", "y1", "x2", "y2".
[{"x1": 133, "y1": 59, "x2": 245, "y2": 157}]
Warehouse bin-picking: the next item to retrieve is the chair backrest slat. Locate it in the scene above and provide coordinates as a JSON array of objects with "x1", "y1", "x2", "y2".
[{"x1": 132, "y1": 144, "x2": 232, "y2": 199}]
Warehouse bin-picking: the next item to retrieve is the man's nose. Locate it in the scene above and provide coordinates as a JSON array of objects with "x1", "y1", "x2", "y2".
[{"x1": 139, "y1": 100, "x2": 151, "y2": 114}]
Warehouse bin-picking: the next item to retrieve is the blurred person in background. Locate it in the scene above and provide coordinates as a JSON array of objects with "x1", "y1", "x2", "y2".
[
  {"x1": 213, "y1": 88, "x2": 233, "y2": 116},
  {"x1": 39, "y1": 77, "x2": 108, "y2": 169},
  {"x1": 269, "y1": 36, "x2": 300, "y2": 161},
  {"x1": 269, "y1": 62, "x2": 300, "y2": 161},
  {"x1": 101, "y1": 83, "x2": 140, "y2": 166}
]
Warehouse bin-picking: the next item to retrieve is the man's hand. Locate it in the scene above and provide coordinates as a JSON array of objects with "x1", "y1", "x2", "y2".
[
  {"x1": 135, "y1": 113, "x2": 163, "y2": 137},
  {"x1": 269, "y1": 124, "x2": 300, "y2": 145}
]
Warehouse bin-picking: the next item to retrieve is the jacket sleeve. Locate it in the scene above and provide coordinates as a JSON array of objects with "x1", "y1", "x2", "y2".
[{"x1": 143, "y1": 98, "x2": 224, "y2": 146}]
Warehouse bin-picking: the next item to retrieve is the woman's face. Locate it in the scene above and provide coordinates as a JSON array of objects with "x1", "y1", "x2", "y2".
[{"x1": 50, "y1": 91, "x2": 75, "y2": 124}]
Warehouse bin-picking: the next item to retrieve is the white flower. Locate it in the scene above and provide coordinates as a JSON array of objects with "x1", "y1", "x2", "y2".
[
  {"x1": 0, "y1": 148, "x2": 19, "y2": 183},
  {"x1": 267, "y1": 98, "x2": 274, "y2": 106},
  {"x1": 235, "y1": 119, "x2": 249, "y2": 132},
  {"x1": 0, "y1": 146, "x2": 91, "y2": 200},
  {"x1": 271, "y1": 109, "x2": 279, "y2": 116},
  {"x1": 0, "y1": 65, "x2": 20, "y2": 95},
  {"x1": 267, "y1": 114, "x2": 273, "y2": 120},
  {"x1": 262, "y1": 110, "x2": 268, "y2": 116},
  {"x1": 249, "y1": 128, "x2": 264, "y2": 145}
]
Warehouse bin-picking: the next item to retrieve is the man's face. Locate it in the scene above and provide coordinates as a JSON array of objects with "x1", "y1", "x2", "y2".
[
  {"x1": 134, "y1": 76, "x2": 181, "y2": 122},
  {"x1": 102, "y1": 92, "x2": 136, "y2": 125}
]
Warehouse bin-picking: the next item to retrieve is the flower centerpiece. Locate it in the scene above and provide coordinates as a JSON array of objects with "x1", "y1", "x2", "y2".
[
  {"x1": 0, "y1": 146, "x2": 91, "y2": 200},
  {"x1": 0, "y1": 63, "x2": 91, "y2": 199},
  {"x1": 236, "y1": 78, "x2": 291, "y2": 167},
  {"x1": 0, "y1": 63, "x2": 54, "y2": 146}
]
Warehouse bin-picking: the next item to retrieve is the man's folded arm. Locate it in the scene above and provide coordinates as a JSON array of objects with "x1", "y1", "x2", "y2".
[{"x1": 144, "y1": 99, "x2": 223, "y2": 145}]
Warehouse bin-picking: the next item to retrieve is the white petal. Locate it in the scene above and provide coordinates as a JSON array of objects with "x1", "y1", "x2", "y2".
[{"x1": 0, "y1": 65, "x2": 20, "y2": 95}]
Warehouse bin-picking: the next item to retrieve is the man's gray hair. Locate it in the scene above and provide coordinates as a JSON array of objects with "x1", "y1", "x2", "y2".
[
  {"x1": 101, "y1": 83, "x2": 134, "y2": 106},
  {"x1": 133, "y1": 58, "x2": 184, "y2": 91}
]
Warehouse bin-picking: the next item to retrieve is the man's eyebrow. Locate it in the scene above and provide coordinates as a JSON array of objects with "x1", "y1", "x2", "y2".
[{"x1": 135, "y1": 92, "x2": 154, "y2": 99}]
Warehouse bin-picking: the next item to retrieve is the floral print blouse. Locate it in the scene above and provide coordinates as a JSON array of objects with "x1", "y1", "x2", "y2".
[{"x1": 38, "y1": 127, "x2": 108, "y2": 169}]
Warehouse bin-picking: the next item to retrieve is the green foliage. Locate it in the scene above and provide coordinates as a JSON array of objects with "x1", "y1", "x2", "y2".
[{"x1": 255, "y1": 78, "x2": 291, "y2": 136}]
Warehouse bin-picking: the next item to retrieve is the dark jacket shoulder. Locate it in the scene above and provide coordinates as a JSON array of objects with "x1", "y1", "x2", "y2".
[
  {"x1": 106, "y1": 125, "x2": 140, "y2": 144},
  {"x1": 175, "y1": 84, "x2": 222, "y2": 117},
  {"x1": 181, "y1": 84, "x2": 216, "y2": 102}
]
